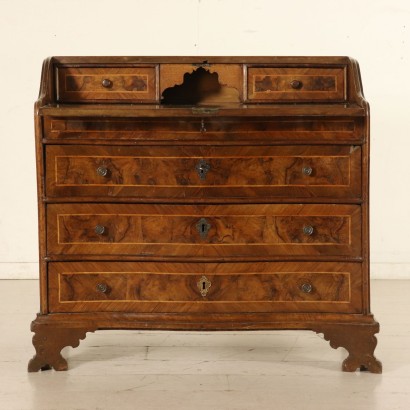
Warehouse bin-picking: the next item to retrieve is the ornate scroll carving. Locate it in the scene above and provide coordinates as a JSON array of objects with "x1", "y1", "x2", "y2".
[
  {"x1": 312, "y1": 322, "x2": 382, "y2": 373},
  {"x1": 28, "y1": 319, "x2": 97, "y2": 372}
]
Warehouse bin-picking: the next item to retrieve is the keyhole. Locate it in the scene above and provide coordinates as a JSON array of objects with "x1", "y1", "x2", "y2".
[
  {"x1": 195, "y1": 159, "x2": 210, "y2": 181},
  {"x1": 197, "y1": 275, "x2": 211, "y2": 297},
  {"x1": 196, "y1": 217, "x2": 210, "y2": 239}
]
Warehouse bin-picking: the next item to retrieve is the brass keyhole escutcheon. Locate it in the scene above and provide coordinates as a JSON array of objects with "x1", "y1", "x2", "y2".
[
  {"x1": 197, "y1": 275, "x2": 211, "y2": 297},
  {"x1": 195, "y1": 159, "x2": 210, "y2": 180},
  {"x1": 196, "y1": 217, "x2": 211, "y2": 239}
]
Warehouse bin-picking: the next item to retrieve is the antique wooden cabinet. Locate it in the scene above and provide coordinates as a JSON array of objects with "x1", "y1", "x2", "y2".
[{"x1": 29, "y1": 57, "x2": 382, "y2": 373}]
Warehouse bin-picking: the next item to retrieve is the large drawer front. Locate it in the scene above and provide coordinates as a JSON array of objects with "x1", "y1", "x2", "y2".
[
  {"x1": 46, "y1": 145, "x2": 361, "y2": 200},
  {"x1": 56, "y1": 67, "x2": 157, "y2": 102},
  {"x1": 247, "y1": 67, "x2": 346, "y2": 102},
  {"x1": 47, "y1": 204, "x2": 361, "y2": 258},
  {"x1": 43, "y1": 117, "x2": 362, "y2": 144},
  {"x1": 48, "y1": 261, "x2": 362, "y2": 313}
]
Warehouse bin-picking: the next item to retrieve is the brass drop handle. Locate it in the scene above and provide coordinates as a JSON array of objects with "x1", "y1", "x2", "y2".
[
  {"x1": 302, "y1": 166, "x2": 313, "y2": 176},
  {"x1": 95, "y1": 225, "x2": 106, "y2": 235},
  {"x1": 96, "y1": 283, "x2": 108, "y2": 293},
  {"x1": 290, "y1": 79, "x2": 303, "y2": 89},
  {"x1": 97, "y1": 166, "x2": 109, "y2": 177},
  {"x1": 102, "y1": 79, "x2": 112, "y2": 88},
  {"x1": 300, "y1": 283, "x2": 313, "y2": 294},
  {"x1": 303, "y1": 225, "x2": 314, "y2": 236}
]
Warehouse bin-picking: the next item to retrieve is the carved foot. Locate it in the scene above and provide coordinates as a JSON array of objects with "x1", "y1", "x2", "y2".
[
  {"x1": 313, "y1": 321, "x2": 382, "y2": 373},
  {"x1": 28, "y1": 318, "x2": 96, "y2": 372}
]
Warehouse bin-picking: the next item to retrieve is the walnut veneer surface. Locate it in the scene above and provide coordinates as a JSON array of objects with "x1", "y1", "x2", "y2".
[{"x1": 29, "y1": 56, "x2": 381, "y2": 373}]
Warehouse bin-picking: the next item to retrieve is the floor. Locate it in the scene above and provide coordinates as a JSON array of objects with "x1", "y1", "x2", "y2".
[{"x1": 0, "y1": 280, "x2": 409, "y2": 410}]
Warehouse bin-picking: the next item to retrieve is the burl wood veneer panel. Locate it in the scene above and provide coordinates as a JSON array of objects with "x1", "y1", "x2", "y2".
[
  {"x1": 48, "y1": 261, "x2": 362, "y2": 314},
  {"x1": 56, "y1": 66, "x2": 157, "y2": 102},
  {"x1": 43, "y1": 117, "x2": 363, "y2": 145},
  {"x1": 46, "y1": 145, "x2": 361, "y2": 200},
  {"x1": 247, "y1": 67, "x2": 346, "y2": 101},
  {"x1": 47, "y1": 203, "x2": 361, "y2": 258}
]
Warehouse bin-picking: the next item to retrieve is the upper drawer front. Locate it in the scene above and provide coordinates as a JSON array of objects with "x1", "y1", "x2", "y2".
[
  {"x1": 46, "y1": 145, "x2": 361, "y2": 200},
  {"x1": 48, "y1": 261, "x2": 362, "y2": 314},
  {"x1": 56, "y1": 67, "x2": 157, "y2": 102},
  {"x1": 247, "y1": 67, "x2": 346, "y2": 102},
  {"x1": 47, "y1": 203, "x2": 361, "y2": 258},
  {"x1": 43, "y1": 118, "x2": 362, "y2": 145}
]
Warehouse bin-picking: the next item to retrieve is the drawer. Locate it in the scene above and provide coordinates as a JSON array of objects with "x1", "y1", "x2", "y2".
[
  {"x1": 43, "y1": 117, "x2": 363, "y2": 144},
  {"x1": 48, "y1": 261, "x2": 362, "y2": 313},
  {"x1": 47, "y1": 204, "x2": 361, "y2": 258},
  {"x1": 46, "y1": 145, "x2": 361, "y2": 200},
  {"x1": 247, "y1": 67, "x2": 346, "y2": 101},
  {"x1": 56, "y1": 66, "x2": 157, "y2": 102}
]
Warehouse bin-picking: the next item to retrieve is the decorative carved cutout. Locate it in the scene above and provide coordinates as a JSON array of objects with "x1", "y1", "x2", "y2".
[
  {"x1": 312, "y1": 321, "x2": 382, "y2": 373},
  {"x1": 161, "y1": 67, "x2": 240, "y2": 104},
  {"x1": 28, "y1": 318, "x2": 97, "y2": 372}
]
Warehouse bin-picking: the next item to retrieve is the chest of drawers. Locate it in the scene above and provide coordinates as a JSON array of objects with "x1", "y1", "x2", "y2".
[{"x1": 28, "y1": 56, "x2": 381, "y2": 373}]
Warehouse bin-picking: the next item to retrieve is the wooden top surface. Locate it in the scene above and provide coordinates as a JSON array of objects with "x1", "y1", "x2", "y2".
[{"x1": 50, "y1": 56, "x2": 353, "y2": 65}]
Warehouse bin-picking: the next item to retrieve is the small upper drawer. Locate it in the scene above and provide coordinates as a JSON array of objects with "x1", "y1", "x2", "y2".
[
  {"x1": 247, "y1": 67, "x2": 346, "y2": 102},
  {"x1": 56, "y1": 66, "x2": 157, "y2": 102}
]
